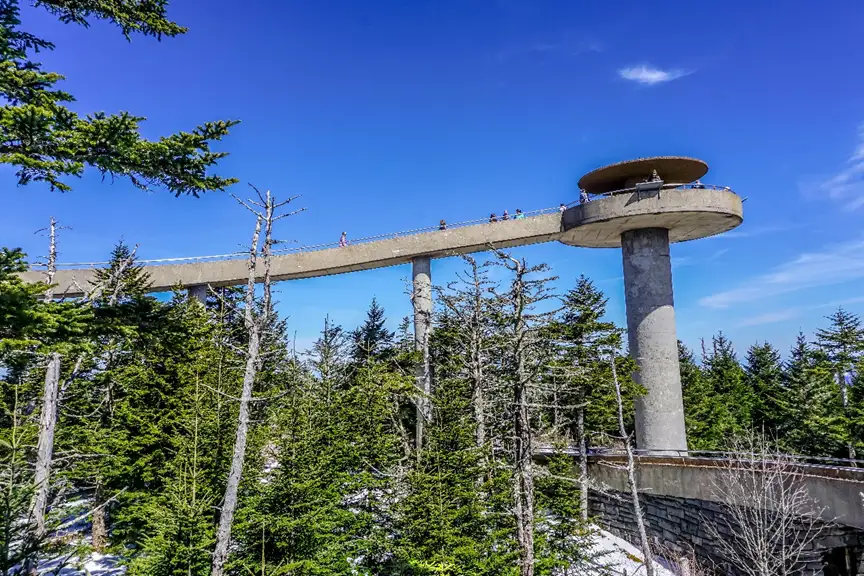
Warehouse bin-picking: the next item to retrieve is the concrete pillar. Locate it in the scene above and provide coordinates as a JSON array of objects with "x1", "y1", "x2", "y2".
[
  {"x1": 188, "y1": 284, "x2": 208, "y2": 304},
  {"x1": 412, "y1": 256, "x2": 432, "y2": 448},
  {"x1": 621, "y1": 228, "x2": 687, "y2": 453}
]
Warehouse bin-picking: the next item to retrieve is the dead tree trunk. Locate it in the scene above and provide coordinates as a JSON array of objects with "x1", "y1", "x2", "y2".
[
  {"x1": 468, "y1": 260, "x2": 488, "y2": 452},
  {"x1": 576, "y1": 402, "x2": 588, "y2": 522},
  {"x1": 211, "y1": 187, "x2": 303, "y2": 576},
  {"x1": 38, "y1": 217, "x2": 59, "y2": 302},
  {"x1": 513, "y1": 350, "x2": 535, "y2": 576},
  {"x1": 91, "y1": 480, "x2": 109, "y2": 552},
  {"x1": 611, "y1": 354, "x2": 654, "y2": 576},
  {"x1": 508, "y1": 256, "x2": 535, "y2": 576},
  {"x1": 30, "y1": 218, "x2": 67, "y2": 543},
  {"x1": 211, "y1": 211, "x2": 262, "y2": 576},
  {"x1": 31, "y1": 353, "x2": 60, "y2": 539}
]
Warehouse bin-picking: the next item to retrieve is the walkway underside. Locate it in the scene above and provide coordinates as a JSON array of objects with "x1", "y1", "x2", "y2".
[{"x1": 22, "y1": 213, "x2": 564, "y2": 297}]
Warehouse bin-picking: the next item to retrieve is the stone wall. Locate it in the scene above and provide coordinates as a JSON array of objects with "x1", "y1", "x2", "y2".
[{"x1": 590, "y1": 489, "x2": 864, "y2": 575}]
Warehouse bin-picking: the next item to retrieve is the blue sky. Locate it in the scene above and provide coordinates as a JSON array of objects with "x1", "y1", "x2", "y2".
[{"x1": 4, "y1": 0, "x2": 864, "y2": 357}]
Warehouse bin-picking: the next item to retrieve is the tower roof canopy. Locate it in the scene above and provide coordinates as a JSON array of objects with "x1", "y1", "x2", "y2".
[{"x1": 578, "y1": 156, "x2": 708, "y2": 194}]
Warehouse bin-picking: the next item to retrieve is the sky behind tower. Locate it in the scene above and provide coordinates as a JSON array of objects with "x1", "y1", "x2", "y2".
[{"x1": 3, "y1": 0, "x2": 864, "y2": 355}]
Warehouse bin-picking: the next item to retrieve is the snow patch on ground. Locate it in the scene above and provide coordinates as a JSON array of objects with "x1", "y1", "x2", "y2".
[
  {"x1": 37, "y1": 529, "x2": 674, "y2": 575},
  {"x1": 36, "y1": 552, "x2": 124, "y2": 575},
  {"x1": 590, "y1": 528, "x2": 675, "y2": 575}
]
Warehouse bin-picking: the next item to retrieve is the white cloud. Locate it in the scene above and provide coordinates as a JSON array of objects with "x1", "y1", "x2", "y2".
[
  {"x1": 699, "y1": 237, "x2": 864, "y2": 308},
  {"x1": 817, "y1": 123, "x2": 864, "y2": 211},
  {"x1": 618, "y1": 65, "x2": 690, "y2": 85},
  {"x1": 714, "y1": 224, "x2": 797, "y2": 240},
  {"x1": 738, "y1": 309, "x2": 800, "y2": 327}
]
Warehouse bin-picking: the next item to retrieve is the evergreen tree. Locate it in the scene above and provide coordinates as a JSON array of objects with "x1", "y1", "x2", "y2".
[
  {"x1": 704, "y1": 333, "x2": 750, "y2": 439},
  {"x1": 0, "y1": 0, "x2": 237, "y2": 194},
  {"x1": 816, "y1": 308, "x2": 864, "y2": 390},
  {"x1": 394, "y1": 375, "x2": 514, "y2": 576},
  {"x1": 91, "y1": 241, "x2": 152, "y2": 304},
  {"x1": 744, "y1": 342, "x2": 785, "y2": 438},
  {"x1": 127, "y1": 380, "x2": 216, "y2": 576},
  {"x1": 778, "y1": 334, "x2": 845, "y2": 456},
  {"x1": 548, "y1": 275, "x2": 627, "y2": 444},
  {"x1": 680, "y1": 341, "x2": 727, "y2": 451},
  {"x1": 351, "y1": 298, "x2": 395, "y2": 363},
  {"x1": 816, "y1": 307, "x2": 864, "y2": 459}
]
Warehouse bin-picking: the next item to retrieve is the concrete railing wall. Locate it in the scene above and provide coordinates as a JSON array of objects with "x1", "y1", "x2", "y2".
[
  {"x1": 588, "y1": 455, "x2": 864, "y2": 529},
  {"x1": 585, "y1": 455, "x2": 864, "y2": 574}
]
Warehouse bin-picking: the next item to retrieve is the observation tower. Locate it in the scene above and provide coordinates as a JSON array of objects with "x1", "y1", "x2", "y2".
[{"x1": 561, "y1": 157, "x2": 743, "y2": 452}]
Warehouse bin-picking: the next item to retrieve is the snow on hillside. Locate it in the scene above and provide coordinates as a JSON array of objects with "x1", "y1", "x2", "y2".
[{"x1": 35, "y1": 526, "x2": 672, "y2": 575}]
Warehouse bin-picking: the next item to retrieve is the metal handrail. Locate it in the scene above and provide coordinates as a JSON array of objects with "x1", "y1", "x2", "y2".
[
  {"x1": 565, "y1": 182, "x2": 733, "y2": 207},
  {"x1": 40, "y1": 206, "x2": 562, "y2": 270},
  {"x1": 37, "y1": 183, "x2": 734, "y2": 270}
]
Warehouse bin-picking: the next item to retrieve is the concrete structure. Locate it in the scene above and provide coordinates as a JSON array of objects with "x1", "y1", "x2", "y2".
[
  {"x1": 18, "y1": 156, "x2": 744, "y2": 452},
  {"x1": 584, "y1": 453, "x2": 864, "y2": 574},
  {"x1": 559, "y1": 157, "x2": 743, "y2": 452},
  {"x1": 20, "y1": 213, "x2": 564, "y2": 297},
  {"x1": 621, "y1": 227, "x2": 686, "y2": 452},
  {"x1": 188, "y1": 284, "x2": 208, "y2": 304},
  {"x1": 412, "y1": 256, "x2": 432, "y2": 446}
]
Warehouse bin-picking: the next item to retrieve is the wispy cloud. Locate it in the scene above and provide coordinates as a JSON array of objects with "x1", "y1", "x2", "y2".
[
  {"x1": 496, "y1": 38, "x2": 602, "y2": 62},
  {"x1": 618, "y1": 65, "x2": 690, "y2": 85},
  {"x1": 819, "y1": 295, "x2": 864, "y2": 309},
  {"x1": 738, "y1": 309, "x2": 800, "y2": 327},
  {"x1": 714, "y1": 224, "x2": 797, "y2": 240},
  {"x1": 672, "y1": 249, "x2": 727, "y2": 269},
  {"x1": 815, "y1": 123, "x2": 864, "y2": 211},
  {"x1": 736, "y1": 296, "x2": 864, "y2": 328},
  {"x1": 700, "y1": 237, "x2": 864, "y2": 308}
]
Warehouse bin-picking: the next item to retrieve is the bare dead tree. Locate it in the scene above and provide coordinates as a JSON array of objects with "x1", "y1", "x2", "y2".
[
  {"x1": 488, "y1": 251, "x2": 558, "y2": 576},
  {"x1": 34, "y1": 217, "x2": 69, "y2": 302},
  {"x1": 30, "y1": 217, "x2": 75, "y2": 545},
  {"x1": 706, "y1": 434, "x2": 827, "y2": 576},
  {"x1": 31, "y1": 353, "x2": 60, "y2": 542},
  {"x1": 435, "y1": 256, "x2": 497, "y2": 453},
  {"x1": 411, "y1": 274, "x2": 432, "y2": 452},
  {"x1": 210, "y1": 185, "x2": 304, "y2": 576},
  {"x1": 610, "y1": 354, "x2": 655, "y2": 576}
]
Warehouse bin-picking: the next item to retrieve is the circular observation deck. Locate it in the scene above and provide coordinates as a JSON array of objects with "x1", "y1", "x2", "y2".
[{"x1": 560, "y1": 157, "x2": 743, "y2": 248}]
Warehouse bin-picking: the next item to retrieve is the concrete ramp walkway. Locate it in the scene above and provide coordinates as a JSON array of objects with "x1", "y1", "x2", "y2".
[{"x1": 20, "y1": 212, "x2": 564, "y2": 297}]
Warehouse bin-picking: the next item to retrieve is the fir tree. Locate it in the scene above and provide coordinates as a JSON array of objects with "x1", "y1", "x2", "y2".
[
  {"x1": 744, "y1": 342, "x2": 785, "y2": 438},
  {"x1": 91, "y1": 241, "x2": 152, "y2": 304},
  {"x1": 680, "y1": 341, "x2": 726, "y2": 451},
  {"x1": 351, "y1": 298, "x2": 395, "y2": 363},
  {"x1": 0, "y1": 0, "x2": 237, "y2": 194},
  {"x1": 816, "y1": 308, "x2": 864, "y2": 390},
  {"x1": 779, "y1": 333, "x2": 845, "y2": 457},
  {"x1": 128, "y1": 380, "x2": 216, "y2": 576},
  {"x1": 548, "y1": 275, "x2": 627, "y2": 444},
  {"x1": 704, "y1": 333, "x2": 750, "y2": 438},
  {"x1": 816, "y1": 307, "x2": 864, "y2": 459},
  {"x1": 395, "y1": 376, "x2": 513, "y2": 576}
]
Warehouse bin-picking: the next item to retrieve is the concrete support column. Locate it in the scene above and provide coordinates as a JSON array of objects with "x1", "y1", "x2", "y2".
[
  {"x1": 621, "y1": 228, "x2": 687, "y2": 453},
  {"x1": 412, "y1": 256, "x2": 432, "y2": 449},
  {"x1": 188, "y1": 284, "x2": 208, "y2": 304}
]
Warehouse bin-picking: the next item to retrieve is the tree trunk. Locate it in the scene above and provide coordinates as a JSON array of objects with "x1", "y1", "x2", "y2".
[
  {"x1": 611, "y1": 355, "x2": 654, "y2": 576},
  {"x1": 211, "y1": 327, "x2": 260, "y2": 576},
  {"x1": 211, "y1": 186, "x2": 302, "y2": 576},
  {"x1": 91, "y1": 480, "x2": 109, "y2": 552},
  {"x1": 31, "y1": 352, "x2": 60, "y2": 539},
  {"x1": 211, "y1": 206, "x2": 262, "y2": 576},
  {"x1": 514, "y1": 356, "x2": 535, "y2": 576},
  {"x1": 577, "y1": 404, "x2": 588, "y2": 522}
]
